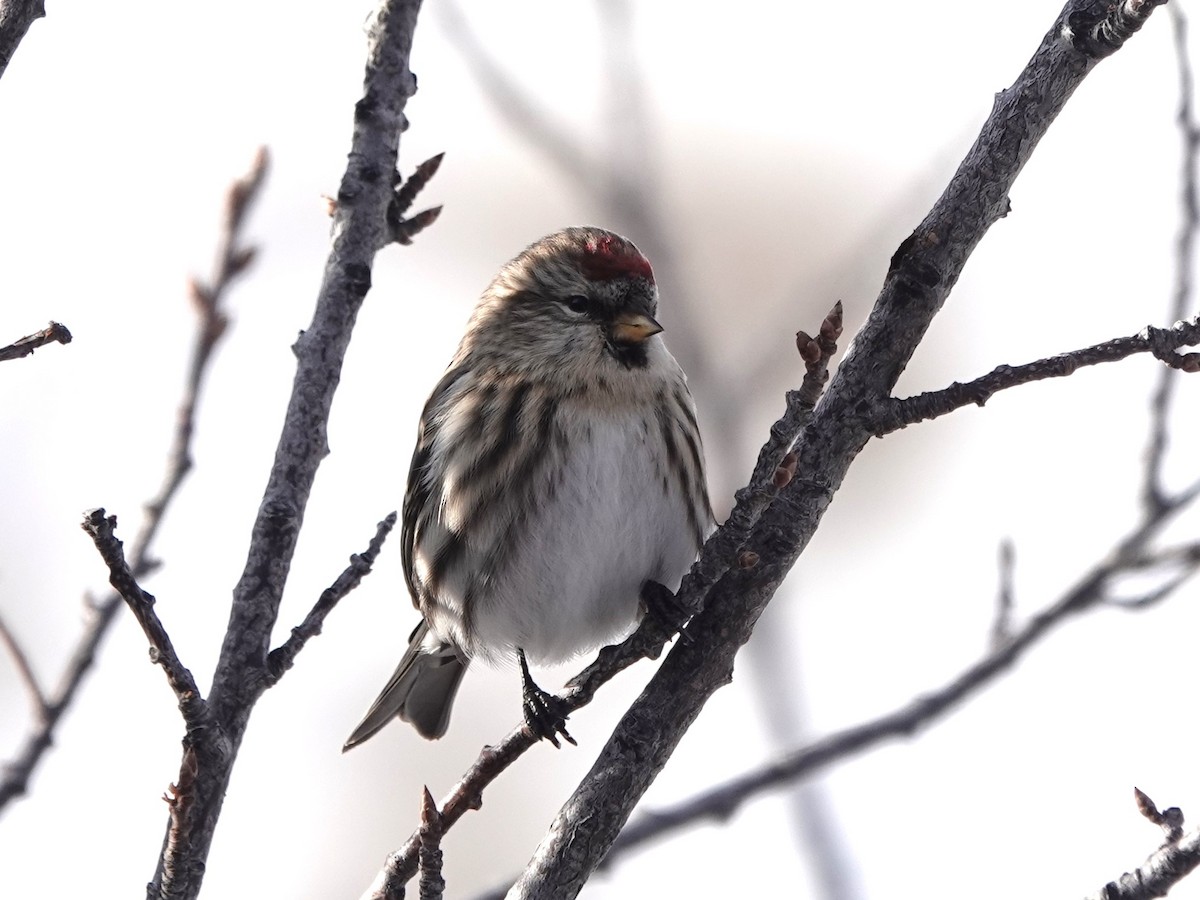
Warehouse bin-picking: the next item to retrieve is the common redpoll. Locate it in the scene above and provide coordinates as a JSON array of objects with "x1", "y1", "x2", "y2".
[{"x1": 344, "y1": 227, "x2": 712, "y2": 749}]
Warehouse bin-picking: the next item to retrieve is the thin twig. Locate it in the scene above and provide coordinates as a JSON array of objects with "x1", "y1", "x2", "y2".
[
  {"x1": 870, "y1": 314, "x2": 1200, "y2": 435},
  {"x1": 0, "y1": 153, "x2": 262, "y2": 816},
  {"x1": 990, "y1": 539, "x2": 1016, "y2": 648},
  {"x1": 0, "y1": 612, "x2": 46, "y2": 715},
  {"x1": 266, "y1": 512, "x2": 398, "y2": 684},
  {"x1": 134, "y1": 148, "x2": 267, "y2": 564},
  {"x1": 365, "y1": 727, "x2": 533, "y2": 900},
  {"x1": 0, "y1": 321, "x2": 71, "y2": 362},
  {"x1": 1145, "y1": 4, "x2": 1200, "y2": 514},
  {"x1": 79, "y1": 510, "x2": 205, "y2": 726}
]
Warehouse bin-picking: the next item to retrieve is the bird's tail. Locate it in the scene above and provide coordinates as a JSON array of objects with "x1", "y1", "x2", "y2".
[{"x1": 342, "y1": 621, "x2": 468, "y2": 749}]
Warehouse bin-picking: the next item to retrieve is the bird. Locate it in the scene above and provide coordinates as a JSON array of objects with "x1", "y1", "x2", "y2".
[{"x1": 343, "y1": 226, "x2": 712, "y2": 750}]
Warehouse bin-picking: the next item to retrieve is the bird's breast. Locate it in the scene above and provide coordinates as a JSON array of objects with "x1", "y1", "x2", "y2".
[{"x1": 424, "y1": 388, "x2": 698, "y2": 666}]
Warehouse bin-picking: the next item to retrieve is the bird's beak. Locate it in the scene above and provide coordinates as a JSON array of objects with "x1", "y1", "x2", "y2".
[{"x1": 609, "y1": 313, "x2": 663, "y2": 345}]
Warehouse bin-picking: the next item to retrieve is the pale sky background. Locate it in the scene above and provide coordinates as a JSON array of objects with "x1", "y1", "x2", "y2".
[{"x1": 1, "y1": 2, "x2": 1199, "y2": 898}]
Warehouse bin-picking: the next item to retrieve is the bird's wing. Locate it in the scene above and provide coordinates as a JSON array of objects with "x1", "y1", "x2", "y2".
[{"x1": 401, "y1": 365, "x2": 470, "y2": 610}]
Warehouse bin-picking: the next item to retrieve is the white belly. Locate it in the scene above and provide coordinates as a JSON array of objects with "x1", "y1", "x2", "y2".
[{"x1": 464, "y1": 411, "x2": 696, "y2": 665}]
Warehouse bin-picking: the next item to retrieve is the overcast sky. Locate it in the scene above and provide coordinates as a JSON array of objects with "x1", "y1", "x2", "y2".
[{"x1": 1, "y1": 2, "x2": 1198, "y2": 898}]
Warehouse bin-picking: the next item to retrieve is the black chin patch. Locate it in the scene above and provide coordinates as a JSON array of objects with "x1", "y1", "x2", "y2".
[{"x1": 606, "y1": 338, "x2": 650, "y2": 368}]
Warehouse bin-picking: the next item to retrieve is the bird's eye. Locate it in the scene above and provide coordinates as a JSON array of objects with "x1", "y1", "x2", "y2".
[{"x1": 564, "y1": 294, "x2": 590, "y2": 314}]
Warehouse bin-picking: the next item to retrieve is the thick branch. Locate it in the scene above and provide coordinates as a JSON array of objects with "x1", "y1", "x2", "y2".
[
  {"x1": 508, "y1": 3, "x2": 1171, "y2": 896},
  {"x1": 0, "y1": 0, "x2": 43, "y2": 82},
  {"x1": 0, "y1": 321, "x2": 71, "y2": 362},
  {"x1": 148, "y1": 4, "x2": 427, "y2": 898},
  {"x1": 870, "y1": 314, "x2": 1200, "y2": 435}
]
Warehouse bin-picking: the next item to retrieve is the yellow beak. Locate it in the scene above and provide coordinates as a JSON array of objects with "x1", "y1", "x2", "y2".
[{"x1": 609, "y1": 313, "x2": 663, "y2": 345}]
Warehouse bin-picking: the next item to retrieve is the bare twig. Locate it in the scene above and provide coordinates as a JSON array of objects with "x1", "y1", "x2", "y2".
[
  {"x1": 0, "y1": 0, "x2": 44, "y2": 82},
  {"x1": 137, "y1": 148, "x2": 266, "y2": 560},
  {"x1": 0, "y1": 321, "x2": 71, "y2": 362},
  {"x1": 266, "y1": 511, "x2": 397, "y2": 684},
  {"x1": 990, "y1": 539, "x2": 1016, "y2": 647},
  {"x1": 0, "y1": 153, "x2": 263, "y2": 816},
  {"x1": 870, "y1": 314, "x2": 1200, "y2": 436},
  {"x1": 80, "y1": 509, "x2": 205, "y2": 726}
]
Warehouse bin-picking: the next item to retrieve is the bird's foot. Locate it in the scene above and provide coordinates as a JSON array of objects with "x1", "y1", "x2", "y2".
[
  {"x1": 519, "y1": 650, "x2": 575, "y2": 749},
  {"x1": 640, "y1": 580, "x2": 693, "y2": 644}
]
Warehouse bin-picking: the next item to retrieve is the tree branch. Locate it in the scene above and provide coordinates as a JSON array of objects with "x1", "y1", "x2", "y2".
[
  {"x1": 0, "y1": 321, "x2": 71, "y2": 362},
  {"x1": 0, "y1": 0, "x2": 44, "y2": 82},
  {"x1": 868, "y1": 314, "x2": 1200, "y2": 435},
  {"x1": 145, "y1": 3, "x2": 429, "y2": 897},
  {"x1": 0, "y1": 611, "x2": 46, "y2": 715},
  {"x1": 135, "y1": 148, "x2": 266, "y2": 559},
  {"x1": 79, "y1": 510, "x2": 206, "y2": 728},
  {"x1": 0, "y1": 152, "x2": 262, "y2": 816},
  {"x1": 1145, "y1": 3, "x2": 1200, "y2": 513},
  {"x1": 265, "y1": 511, "x2": 397, "y2": 685}
]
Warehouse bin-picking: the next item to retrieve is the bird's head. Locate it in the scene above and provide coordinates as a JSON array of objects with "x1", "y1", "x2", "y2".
[{"x1": 465, "y1": 227, "x2": 664, "y2": 373}]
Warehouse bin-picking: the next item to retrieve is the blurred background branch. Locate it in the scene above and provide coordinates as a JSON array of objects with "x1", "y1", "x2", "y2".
[{"x1": 0, "y1": 151, "x2": 264, "y2": 814}]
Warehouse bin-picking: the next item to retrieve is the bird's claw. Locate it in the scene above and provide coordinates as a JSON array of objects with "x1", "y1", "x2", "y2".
[{"x1": 519, "y1": 650, "x2": 575, "y2": 748}]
